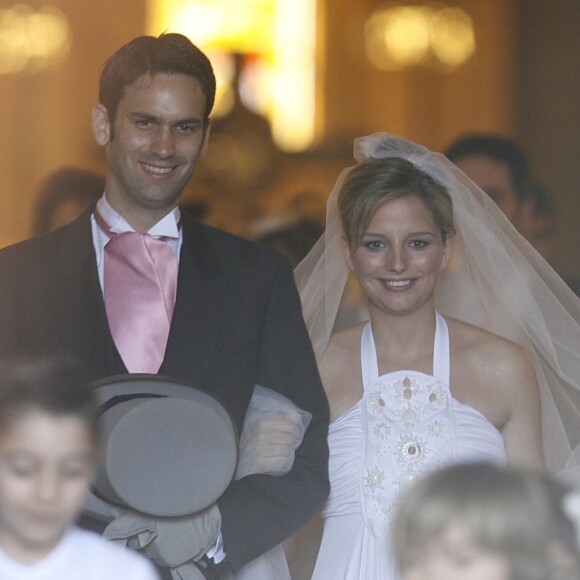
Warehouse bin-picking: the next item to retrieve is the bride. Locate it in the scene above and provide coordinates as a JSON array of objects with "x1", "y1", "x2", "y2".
[{"x1": 291, "y1": 132, "x2": 580, "y2": 579}]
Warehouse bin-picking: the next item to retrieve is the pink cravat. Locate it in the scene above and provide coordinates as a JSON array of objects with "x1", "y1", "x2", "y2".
[{"x1": 98, "y1": 214, "x2": 178, "y2": 373}]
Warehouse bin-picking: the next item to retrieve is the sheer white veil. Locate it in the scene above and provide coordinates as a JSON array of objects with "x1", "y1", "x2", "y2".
[{"x1": 295, "y1": 132, "x2": 580, "y2": 476}]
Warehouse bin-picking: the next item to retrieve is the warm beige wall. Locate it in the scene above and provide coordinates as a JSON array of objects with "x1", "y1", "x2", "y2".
[
  {"x1": 0, "y1": 1, "x2": 145, "y2": 247},
  {"x1": 517, "y1": 0, "x2": 580, "y2": 278},
  {"x1": 320, "y1": 0, "x2": 518, "y2": 152}
]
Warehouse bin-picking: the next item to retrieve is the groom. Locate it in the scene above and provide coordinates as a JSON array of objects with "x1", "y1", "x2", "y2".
[{"x1": 0, "y1": 33, "x2": 329, "y2": 577}]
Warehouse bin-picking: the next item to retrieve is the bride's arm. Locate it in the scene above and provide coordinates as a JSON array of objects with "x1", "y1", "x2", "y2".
[
  {"x1": 497, "y1": 341, "x2": 545, "y2": 469},
  {"x1": 451, "y1": 319, "x2": 545, "y2": 470},
  {"x1": 319, "y1": 325, "x2": 364, "y2": 422}
]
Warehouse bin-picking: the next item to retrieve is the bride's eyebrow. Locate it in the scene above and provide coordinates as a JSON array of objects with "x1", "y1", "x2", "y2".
[
  {"x1": 407, "y1": 231, "x2": 438, "y2": 238},
  {"x1": 362, "y1": 231, "x2": 437, "y2": 238}
]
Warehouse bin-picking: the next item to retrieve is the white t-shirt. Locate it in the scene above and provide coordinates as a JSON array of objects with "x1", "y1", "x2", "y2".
[{"x1": 0, "y1": 526, "x2": 160, "y2": 580}]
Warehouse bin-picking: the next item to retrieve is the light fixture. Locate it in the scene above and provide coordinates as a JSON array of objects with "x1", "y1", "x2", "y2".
[
  {"x1": 0, "y1": 4, "x2": 72, "y2": 75},
  {"x1": 365, "y1": 3, "x2": 475, "y2": 72},
  {"x1": 147, "y1": 0, "x2": 317, "y2": 152}
]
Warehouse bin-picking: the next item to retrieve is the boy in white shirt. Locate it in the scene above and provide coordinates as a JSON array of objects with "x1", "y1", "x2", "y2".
[{"x1": 0, "y1": 352, "x2": 159, "y2": 580}]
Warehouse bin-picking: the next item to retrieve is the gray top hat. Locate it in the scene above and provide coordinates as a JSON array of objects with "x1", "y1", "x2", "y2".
[{"x1": 86, "y1": 375, "x2": 238, "y2": 520}]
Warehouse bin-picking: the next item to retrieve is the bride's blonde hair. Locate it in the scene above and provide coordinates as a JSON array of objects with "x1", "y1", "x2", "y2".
[{"x1": 337, "y1": 157, "x2": 455, "y2": 250}]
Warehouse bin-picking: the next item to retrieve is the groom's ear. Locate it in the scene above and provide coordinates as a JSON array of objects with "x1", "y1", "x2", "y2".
[
  {"x1": 92, "y1": 104, "x2": 111, "y2": 146},
  {"x1": 342, "y1": 236, "x2": 355, "y2": 271}
]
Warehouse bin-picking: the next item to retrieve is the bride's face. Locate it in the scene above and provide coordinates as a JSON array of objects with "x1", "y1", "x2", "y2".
[
  {"x1": 344, "y1": 195, "x2": 451, "y2": 318},
  {"x1": 402, "y1": 521, "x2": 510, "y2": 580}
]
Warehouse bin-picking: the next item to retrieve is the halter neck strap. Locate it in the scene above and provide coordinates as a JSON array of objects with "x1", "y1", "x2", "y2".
[{"x1": 361, "y1": 313, "x2": 449, "y2": 388}]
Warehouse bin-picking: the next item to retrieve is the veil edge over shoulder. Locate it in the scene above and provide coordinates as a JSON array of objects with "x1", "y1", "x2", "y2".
[{"x1": 295, "y1": 132, "x2": 580, "y2": 477}]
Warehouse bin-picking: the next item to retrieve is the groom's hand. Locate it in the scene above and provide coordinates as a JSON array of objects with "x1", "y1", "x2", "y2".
[
  {"x1": 244, "y1": 416, "x2": 303, "y2": 474},
  {"x1": 235, "y1": 385, "x2": 313, "y2": 479}
]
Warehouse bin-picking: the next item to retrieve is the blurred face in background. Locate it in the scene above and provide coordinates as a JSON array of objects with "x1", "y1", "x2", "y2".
[{"x1": 454, "y1": 155, "x2": 520, "y2": 224}]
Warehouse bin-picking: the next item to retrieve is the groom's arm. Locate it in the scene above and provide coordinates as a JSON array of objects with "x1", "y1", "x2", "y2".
[{"x1": 216, "y1": 253, "x2": 330, "y2": 573}]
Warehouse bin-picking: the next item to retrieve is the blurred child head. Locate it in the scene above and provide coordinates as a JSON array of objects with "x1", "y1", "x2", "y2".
[
  {"x1": 393, "y1": 462, "x2": 580, "y2": 580},
  {"x1": 0, "y1": 353, "x2": 98, "y2": 564}
]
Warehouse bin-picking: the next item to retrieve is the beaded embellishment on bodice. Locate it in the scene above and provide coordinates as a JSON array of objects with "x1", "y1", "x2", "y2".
[{"x1": 361, "y1": 313, "x2": 456, "y2": 539}]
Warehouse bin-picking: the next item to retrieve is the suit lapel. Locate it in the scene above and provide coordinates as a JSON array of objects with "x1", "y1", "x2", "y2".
[
  {"x1": 45, "y1": 209, "x2": 126, "y2": 378},
  {"x1": 160, "y1": 216, "x2": 228, "y2": 383},
  {"x1": 42, "y1": 210, "x2": 229, "y2": 381}
]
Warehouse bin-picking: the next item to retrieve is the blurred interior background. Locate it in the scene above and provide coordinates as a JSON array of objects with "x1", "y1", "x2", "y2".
[{"x1": 0, "y1": 0, "x2": 578, "y2": 278}]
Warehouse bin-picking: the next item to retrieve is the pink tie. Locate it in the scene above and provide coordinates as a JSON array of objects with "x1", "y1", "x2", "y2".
[{"x1": 99, "y1": 215, "x2": 178, "y2": 373}]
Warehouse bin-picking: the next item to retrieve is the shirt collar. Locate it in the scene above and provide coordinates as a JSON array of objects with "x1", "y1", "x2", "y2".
[{"x1": 96, "y1": 194, "x2": 181, "y2": 239}]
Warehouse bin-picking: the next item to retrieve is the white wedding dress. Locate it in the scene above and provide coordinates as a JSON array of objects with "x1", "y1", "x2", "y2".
[{"x1": 312, "y1": 313, "x2": 507, "y2": 580}]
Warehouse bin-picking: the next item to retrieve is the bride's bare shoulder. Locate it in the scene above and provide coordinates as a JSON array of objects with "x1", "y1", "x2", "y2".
[
  {"x1": 319, "y1": 323, "x2": 365, "y2": 379},
  {"x1": 319, "y1": 322, "x2": 366, "y2": 416},
  {"x1": 447, "y1": 316, "x2": 521, "y2": 351},
  {"x1": 322, "y1": 322, "x2": 365, "y2": 356},
  {"x1": 446, "y1": 316, "x2": 533, "y2": 376}
]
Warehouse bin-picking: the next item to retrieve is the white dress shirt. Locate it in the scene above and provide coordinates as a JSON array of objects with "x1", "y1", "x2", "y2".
[{"x1": 91, "y1": 195, "x2": 182, "y2": 292}]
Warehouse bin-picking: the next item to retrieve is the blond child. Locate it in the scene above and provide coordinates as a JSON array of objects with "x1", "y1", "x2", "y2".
[{"x1": 393, "y1": 462, "x2": 580, "y2": 580}]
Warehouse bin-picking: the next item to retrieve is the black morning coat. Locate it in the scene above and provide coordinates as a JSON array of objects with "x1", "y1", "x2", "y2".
[{"x1": 0, "y1": 206, "x2": 330, "y2": 573}]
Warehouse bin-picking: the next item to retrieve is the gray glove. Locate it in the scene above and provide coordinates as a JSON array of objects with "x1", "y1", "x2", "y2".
[
  {"x1": 104, "y1": 504, "x2": 221, "y2": 568},
  {"x1": 169, "y1": 562, "x2": 207, "y2": 580}
]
